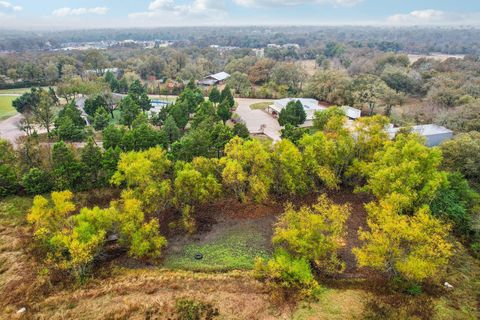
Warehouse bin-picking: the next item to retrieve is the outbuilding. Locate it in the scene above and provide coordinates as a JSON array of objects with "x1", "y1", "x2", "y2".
[
  {"x1": 386, "y1": 124, "x2": 453, "y2": 147},
  {"x1": 198, "y1": 72, "x2": 231, "y2": 86}
]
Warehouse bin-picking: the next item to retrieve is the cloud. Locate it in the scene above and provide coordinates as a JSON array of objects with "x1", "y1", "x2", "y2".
[
  {"x1": 0, "y1": 1, "x2": 22, "y2": 11},
  {"x1": 387, "y1": 9, "x2": 480, "y2": 25},
  {"x1": 52, "y1": 7, "x2": 109, "y2": 17},
  {"x1": 233, "y1": 0, "x2": 362, "y2": 7},
  {"x1": 129, "y1": 0, "x2": 226, "y2": 23}
]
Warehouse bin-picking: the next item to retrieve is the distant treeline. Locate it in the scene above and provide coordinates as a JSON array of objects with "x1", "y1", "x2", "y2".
[{"x1": 1, "y1": 26, "x2": 480, "y2": 54}]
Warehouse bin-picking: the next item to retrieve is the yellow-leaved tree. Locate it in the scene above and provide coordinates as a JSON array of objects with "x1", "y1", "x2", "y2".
[
  {"x1": 220, "y1": 137, "x2": 273, "y2": 203},
  {"x1": 272, "y1": 195, "x2": 351, "y2": 274},
  {"x1": 111, "y1": 146, "x2": 172, "y2": 214},
  {"x1": 353, "y1": 194, "x2": 453, "y2": 283}
]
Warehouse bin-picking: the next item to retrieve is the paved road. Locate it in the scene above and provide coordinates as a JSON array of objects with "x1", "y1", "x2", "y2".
[{"x1": 235, "y1": 98, "x2": 281, "y2": 142}]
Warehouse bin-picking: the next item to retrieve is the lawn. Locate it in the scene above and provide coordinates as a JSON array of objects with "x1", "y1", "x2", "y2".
[
  {"x1": 0, "y1": 96, "x2": 17, "y2": 120},
  {"x1": 249, "y1": 102, "x2": 271, "y2": 110},
  {"x1": 162, "y1": 217, "x2": 273, "y2": 272}
]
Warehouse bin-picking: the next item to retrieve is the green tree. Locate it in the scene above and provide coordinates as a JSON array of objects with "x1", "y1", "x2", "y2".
[
  {"x1": 220, "y1": 85, "x2": 235, "y2": 109},
  {"x1": 278, "y1": 100, "x2": 307, "y2": 127},
  {"x1": 440, "y1": 131, "x2": 480, "y2": 185},
  {"x1": 227, "y1": 72, "x2": 252, "y2": 96},
  {"x1": 232, "y1": 122, "x2": 250, "y2": 139},
  {"x1": 80, "y1": 138, "x2": 103, "y2": 189},
  {"x1": 93, "y1": 108, "x2": 110, "y2": 131},
  {"x1": 84, "y1": 95, "x2": 108, "y2": 117},
  {"x1": 351, "y1": 74, "x2": 389, "y2": 115},
  {"x1": 34, "y1": 89, "x2": 56, "y2": 134},
  {"x1": 305, "y1": 70, "x2": 351, "y2": 105},
  {"x1": 102, "y1": 124, "x2": 125, "y2": 150},
  {"x1": 217, "y1": 100, "x2": 232, "y2": 124},
  {"x1": 119, "y1": 95, "x2": 141, "y2": 128},
  {"x1": 208, "y1": 86, "x2": 221, "y2": 104},
  {"x1": 51, "y1": 141, "x2": 83, "y2": 191},
  {"x1": 163, "y1": 115, "x2": 181, "y2": 145}
]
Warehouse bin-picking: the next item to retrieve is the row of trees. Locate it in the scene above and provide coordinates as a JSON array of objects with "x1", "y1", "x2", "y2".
[{"x1": 15, "y1": 107, "x2": 479, "y2": 288}]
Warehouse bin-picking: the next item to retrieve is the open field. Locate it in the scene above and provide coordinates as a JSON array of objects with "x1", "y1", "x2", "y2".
[
  {"x1": 0, "y1": 96, "x2": 17, "y2": 120},
  {"x1": 408, "y1": 53, "x2": 466, "y2": 64}
]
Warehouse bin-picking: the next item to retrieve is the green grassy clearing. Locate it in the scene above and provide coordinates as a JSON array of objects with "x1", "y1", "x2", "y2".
[
  {"x1": 0, "y1": 196, "x2": 32, "y2": 226},
  {"x1": 0, "y1": 96, "x2": 17, "y2": 120},
  {"x1": 249, "y1": 102, "x2": 271, "y2": 110},
  {"x1": 163, "y1": 219, "x2": 272, "y2": 272}
]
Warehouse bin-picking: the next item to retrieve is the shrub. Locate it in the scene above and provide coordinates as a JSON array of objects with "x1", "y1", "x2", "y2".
[
  {"x1": 22, "y1": 167, "x2": 53, "y2": 195},
  {"x1": 254, "y1": 248, "x2": 319, "y2": 300},
  {"x1": 0, "y1": 164, "x2": 18, "y2": 198},
  {"x1": 174, "y1": 298, "x2": 219, "y2": 320}
]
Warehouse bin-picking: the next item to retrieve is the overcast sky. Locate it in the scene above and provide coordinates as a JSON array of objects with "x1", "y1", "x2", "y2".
[{"x1": 1, "y1": 0, "x2": 480, "y2": 29}]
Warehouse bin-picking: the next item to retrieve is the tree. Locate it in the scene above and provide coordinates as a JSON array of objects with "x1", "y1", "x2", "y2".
[
  {"x1": 430, "y1": 172, "x2": 479, "y2": 236},
  {"x1": 351, "y1": 74, "x2": 389, "y2": 115},
  {"x1": 208, "y1": 86, "x2": 221, "y2": 104},
  {"x1": 84, "y1": 50, "x2": 108, "y2": 76},
  {"x1": 34, "y1": 89, "x2": 56, "y2": 134},
  {"x1": 0, "y1": 139, "x2": 18, "y2": 197},
  {"x1": 304, "y1": 70, "x2": 351, "y2": 105},
  {"x1": 220, "y1": 85, "x2": 235, "y2": 109},
  {"x1": 163, "y1": 115, "x2": 181, "y2": 145},
  {"x1": 381, "y1": 65, "x2": 418, "y2": 94},
  {"x1": 102, "y1": 124, "x2": 125, "y2": 150},
  {"x1": 119, "y1": 95, "x2": 141, "y2": 129},
  {"x1": 54, "y1": 102, "x2": 86, "y2": 141},
  {"x1": 217, "y1": 100, "x2": 232, "y2": 124},
  {"x1": 312, "y1": 106, "x2": 345, "y2": 131},
  {"x1": 299, "y1": 122, "x2": 355, "y2": 189},
  {"x1": 324, "y1": 41, "x2": 345, "y2": 58},
  {"x1": 232, "y1": 123, "x2": 249, "y2": 139},
  {"x1": 101, "y1": 147, "x2": 121, "y2": 181},
  {"x1": 93, "y1": 108, "x2": 110, "y2": 131},
  {"x1": 173, "y1": 162, "x2": 222, "y2": 232},
  {"x1": 271, "y1": 63, "x2": 307, "y2": 93},
  {"x1": 84, "y1": 95, "x2": 108, "y2": 117},
  {"x1": 80, "y1": 138, "x2": 103, "y2": 190},
  {"x1": 435, "y1": 103, "x2": 480, "y2": 133},
  {"x1": 273, "y1": 195, "x2": 351, "y2": 274},
  {"x1": 220, "y1": 137, "x2": 273, "y2": 203},
  {"x1": 280, "y1": 124, "x2": 308, "y2": 145},
  {"x1": 271, "y1": 139, "x2": 309, "y2": 196},
  {"x1": 440, "y1": 131, "x2": 480, "y2": 185},
  {"x1": 111, "y1": 147, "x2": 173, "y2": 214},
  {"x1": 353, "y1": 195, "x2": 452, "y2": 283},
  {"x1": 227, "y1": 72, "x2": 252, "y2": 96},
  {"x1": 114, "y1": 193, "x2": 167, "y2": 259},
  {"x1": 351, "y1": 115, "x2": 390, "y2": 162},
  {"x1": 51, "y1": 141, "x2": 83, "y2": 191},
  {"x1": 355, "y1": 133, "x2": 446, "y2": 213},
  {"x1": 278, "y1": 100, "x2": 306, "y2": 127}
]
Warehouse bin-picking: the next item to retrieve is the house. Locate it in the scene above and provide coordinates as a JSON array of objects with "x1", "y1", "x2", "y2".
[
  {"x1": 268, "y1": 98, "x2": 327, "y2": 127},
  {"x1": 386, "y1": 124, "x2": 453, "y2": 147},
  {"x1": 341, "y1": 106, "x2": 362, "y2": 120},
  {"x1": 198, "y1": 72, "x2": 231, "y2": 86}
]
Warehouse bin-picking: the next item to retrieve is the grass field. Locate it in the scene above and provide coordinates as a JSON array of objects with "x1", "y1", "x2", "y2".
[
  {"x1": 0, "y1": 96, "x2": 17, "y2": 120},
  {"x1": 162, "y1": 218, "x2": 273, "y2": 272},
  {"x1": 249, "y1": 102, "x2": 271, "y2": 110}
]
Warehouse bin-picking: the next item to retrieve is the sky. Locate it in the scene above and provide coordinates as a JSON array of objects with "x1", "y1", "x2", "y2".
[{"x1": 1, "y1": 0, "x2": 480, "y2": 29}]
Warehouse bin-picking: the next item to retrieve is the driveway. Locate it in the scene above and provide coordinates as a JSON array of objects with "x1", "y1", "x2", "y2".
[{"x1": 235, "y1": 98, "x2": 281, "y2": 142}]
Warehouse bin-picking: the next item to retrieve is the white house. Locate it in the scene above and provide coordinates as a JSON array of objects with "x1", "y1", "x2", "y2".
[
  {"x1": 198, "y1": 72, "x2": 231, "y2": 86},
  {"x1": 268, "y1": 98, "x2": 327, "y2": 127},
  {"x1": 386, "y1": 124, "x2": 453, "y2": 147}
]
